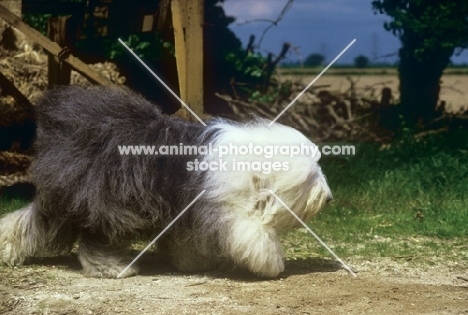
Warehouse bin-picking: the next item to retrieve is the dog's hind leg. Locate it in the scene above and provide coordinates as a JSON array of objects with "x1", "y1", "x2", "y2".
[
  {"x1": 77, "y1": 230, "x2": 138, "y2": 278},
  {"x1": 0, "y1": 203, "x2": 79, "y2": 266},
  {"x1": 0, "y1": 204, "x2": 40, "y2": 266}
]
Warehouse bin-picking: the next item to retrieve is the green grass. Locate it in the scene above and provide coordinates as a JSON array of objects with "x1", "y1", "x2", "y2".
[
  {"x1": 0, "y1": 192, "x2": 30, "y2": 216},
  {"x1": 283, "y1": 130, "x2": 468, "y2": 260}
]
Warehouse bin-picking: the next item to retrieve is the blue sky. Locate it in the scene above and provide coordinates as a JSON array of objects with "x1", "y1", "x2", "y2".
[{"x1": 222, "y1": 0, "x2": 468, "y2": 65}]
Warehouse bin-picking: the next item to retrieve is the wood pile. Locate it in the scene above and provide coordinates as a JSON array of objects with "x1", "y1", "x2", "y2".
[
  {"x1": 0, "y1": 44, "x2": 125, "y2": 187},
  {"x1": 217, "y1": 76, "x2": 395, "y2": 143}
]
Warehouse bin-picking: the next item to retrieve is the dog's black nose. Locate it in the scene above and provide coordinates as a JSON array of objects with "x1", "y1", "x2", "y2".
[{"x1": 326, "y1": 195, "x2": 333, "y2": 203}]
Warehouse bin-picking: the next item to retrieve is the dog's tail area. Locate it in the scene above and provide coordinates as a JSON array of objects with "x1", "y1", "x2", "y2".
[{"x1": 0, "y1": 203, "x2": 77, "y2": 266}]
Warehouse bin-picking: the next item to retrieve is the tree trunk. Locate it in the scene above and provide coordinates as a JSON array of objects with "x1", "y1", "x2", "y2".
[{"x1": 398, "y1": 34, "x2": 453, "y2": 125}]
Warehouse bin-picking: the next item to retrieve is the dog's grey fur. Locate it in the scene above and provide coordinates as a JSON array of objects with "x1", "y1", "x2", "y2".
[{"x1": 0, "y1": 86, "x2": 331, "y2": 278}]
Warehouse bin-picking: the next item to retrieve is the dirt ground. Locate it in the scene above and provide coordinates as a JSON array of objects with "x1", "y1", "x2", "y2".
[{"x1": 1, "y1": 253, "x2": 467, "y2": 315}]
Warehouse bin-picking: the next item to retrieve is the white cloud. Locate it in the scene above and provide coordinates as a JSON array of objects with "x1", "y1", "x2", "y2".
[
  {"x1": 223, "y1": 0, "x2": 375, "y2": 25},
  {"x1": 223, "y1": 0, "x2": 287, "y2": 21},
  {"x1": 293, "y1": 0, "x2": 375, "y2": 21}
]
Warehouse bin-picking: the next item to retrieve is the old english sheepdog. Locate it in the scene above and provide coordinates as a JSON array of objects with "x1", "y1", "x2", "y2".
[{"x1": 0, "y1": 86, "x2": 332, "y2": 278}]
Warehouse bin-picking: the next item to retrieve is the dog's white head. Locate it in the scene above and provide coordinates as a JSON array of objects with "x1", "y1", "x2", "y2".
[{"x1": 202, "y1": 119, "x2": 332, "y2": 230}]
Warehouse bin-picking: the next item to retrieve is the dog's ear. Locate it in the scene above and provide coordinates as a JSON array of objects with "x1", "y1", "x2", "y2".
[
  {"x1": 255, "y1": 190, "x2": 279, "y2": 225},
  {"x1": 262, "y1": 198, "x2": 277, "y2": 225}
]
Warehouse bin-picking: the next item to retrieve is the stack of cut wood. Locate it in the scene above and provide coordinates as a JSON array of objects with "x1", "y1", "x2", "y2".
[{"x1": 217, "y1": 77, "x2": 395, "y2": 143}]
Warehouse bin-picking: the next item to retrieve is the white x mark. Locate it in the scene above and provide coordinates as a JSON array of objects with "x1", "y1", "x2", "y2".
[{"x1": 268, "y1": 39, "x2": 356, "y2": 126}]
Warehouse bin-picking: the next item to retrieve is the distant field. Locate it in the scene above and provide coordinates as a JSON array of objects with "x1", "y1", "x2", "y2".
[
  {"x1": 279, "y1": 67, "x2": 468, "y2": 76},
  {"x1": 278, "y1": 67, "x2": 468, "y2": 113}
]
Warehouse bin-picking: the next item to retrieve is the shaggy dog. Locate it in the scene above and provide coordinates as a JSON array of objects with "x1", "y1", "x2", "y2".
[{"x1": 0, "y1": 86, "x2": 332, "y2": 278}]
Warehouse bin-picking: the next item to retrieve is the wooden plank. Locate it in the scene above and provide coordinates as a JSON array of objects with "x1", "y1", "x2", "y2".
[
  {"x1": 0, "y1": 3, "x2": 111, "y2": 86},
  {"x1": 185, "y1": 0, "x2": 204, "y2": 116},
  {"x1": 0, "y1": 71, "x2": 33, "y2": 114},
  {"x1": 156, "y1": 0, "x2": 171, "y2": 30},
  {"x1": 47, "y1": 16, "x2": 72, "y2": 86},
  {"x1": 171, "y1": 0, "x2": 187, "y2": 104},
  {"x1": 171, "y1": 0, "x2": 204, "y2": 118},
  {"x1": 84, "y1": 1, "x2": 159, "y2": 38}
]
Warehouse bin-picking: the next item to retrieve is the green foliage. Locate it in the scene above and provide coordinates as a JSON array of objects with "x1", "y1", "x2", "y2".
[
  {"x1": 304, "y1": 53, "x2": 325, "y2": 67},
  {"x1": 372, "y1": 0, "x2": 468, "y2": 62},
  {"x1": 372, "y1": 0, "x2": 468, "y2": 125},
  {"x1": 224, "y1": 50, "x2": 272, "y2": 100},
  {"x1": 22, "y1": 14, "x2": 51, "y2": 35},
  {"x1": 106, "y1": 33, "x2": 174, "y2": 61},
  {"x1": 225, "y1": 51, "x2": 267, "y2": 80},
  {"x1": 223, "y1": 49, "x2": 292, "y2": 103},
  {"x1": 354, "y1": 55, "x2": 370, "y2": 68},
  {"x1": 247, "y1": 80, "x2": 293, "y2": 103}
]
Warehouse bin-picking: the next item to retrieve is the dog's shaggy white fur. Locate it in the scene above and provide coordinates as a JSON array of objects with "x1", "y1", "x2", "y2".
[{"x1": 0, "y1": 86, "x2": 332, "y2": 278}]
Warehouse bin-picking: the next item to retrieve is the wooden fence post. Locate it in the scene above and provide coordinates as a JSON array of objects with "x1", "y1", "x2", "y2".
[
  {"x1": 171, "y1": 0, "x2": 204, "y2": 119},
  {"x1": 47, "y1": 16, "x2": 73, "y2": 86}
]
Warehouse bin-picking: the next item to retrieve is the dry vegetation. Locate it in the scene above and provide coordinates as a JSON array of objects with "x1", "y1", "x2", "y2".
[
  {"x1": 215, "y1": 66, "x2": 468, "y2": 147},
  {"x1": 0, "y1": 45, "x2": 125, "y2": 186}
]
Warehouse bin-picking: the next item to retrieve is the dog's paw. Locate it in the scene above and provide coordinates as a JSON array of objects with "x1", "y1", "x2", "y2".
[
  {"x1": 82, "y1": 264, "x2": 139, "y2": 279},
  {"x1": 0, "y1": 242, "x2": 26, "y2": 267},
  {"x1": 252, "y1": 254, "x2": 285, "y2": 278}
]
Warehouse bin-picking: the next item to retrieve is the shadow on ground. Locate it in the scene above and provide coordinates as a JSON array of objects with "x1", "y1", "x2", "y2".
[{"x1": 19, "y1": 252, "x2": 343, "y2": 281}]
